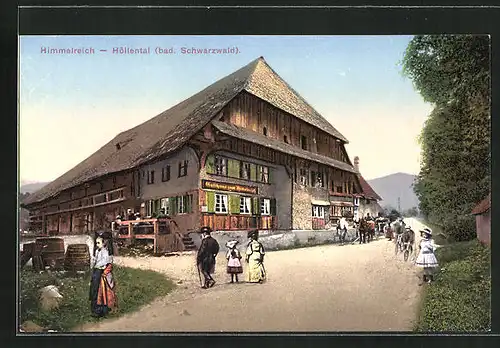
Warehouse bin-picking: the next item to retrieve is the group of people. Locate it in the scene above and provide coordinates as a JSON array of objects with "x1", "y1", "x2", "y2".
[
  {"x1": 87, "y1": 218, "x2": 438, "y2": 319},
  {"x1": 196, "y1": 227, "x2": 266, "y2": 289},
  {"x1": 386, "y1": 217, "x2": 440, "y2": 285}
]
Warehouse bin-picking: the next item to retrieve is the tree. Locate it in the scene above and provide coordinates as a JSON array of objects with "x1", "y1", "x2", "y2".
[{"x1": 402, "y1": 35, "x2": 490, "y2": 241}]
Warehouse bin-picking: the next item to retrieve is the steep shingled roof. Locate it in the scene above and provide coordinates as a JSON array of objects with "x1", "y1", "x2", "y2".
[
  {"x1": 357, "y1": 174, "x2": 382, "y2": 201},
  {"x1": 472, "y1": 193, "x2": 491, "y2": 215},
  {"x1": 23, "y1": 57, "x2": 349, "y2": 206}
]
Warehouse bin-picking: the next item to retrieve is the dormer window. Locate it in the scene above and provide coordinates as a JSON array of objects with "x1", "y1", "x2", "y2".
[
  {"x1": 263, "y1": 127, "x2": 268, "y2": 136},
  {"x1": 116, "y1": 143, "x2": 121, "y2": 150}
]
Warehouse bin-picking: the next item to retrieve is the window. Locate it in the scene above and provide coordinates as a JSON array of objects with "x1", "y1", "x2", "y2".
[
  {"x1": 180, "y1": 196, "x2": 186, "y2": 213},
  {"x1": 112, "y1": 176, "x2": 117, "y2": 188},
  {"x1": 353, "y1": 197, "x2": 360, "y2": 206},
  {"x1": 215, "y1": 156, "x2": 228, "y2": 176},
  {"x1": 240, "y1": 197, "x2": 252, "y2": 214},
  {"x1": 261, "y1": 198, "x2": 271, "y2": 216},
  {"x1": 178, "y1": 160, "x2": 188, "y2": 177},
  {"x1": 215, "y1": 194, "x2": 228, "y2": 213},
  {"x1": 312, "y1": 205, "x2": 325, "y2": 218},
  {"x1": 263, "y1": 127, "x2": 268, "y2": 136},
  {"x1": 311, "y1": 171, "x2": 324, "y2": 188},
  {"x1": 300, "y1": 168, "x2": 308, "y2": 186},
  {"x1": 336, "y1": 185, "x2": 343, "y2": 193},
  {"x1": 240, "y1": 162, "x2": 251, "y2": 180},
  {"x1": 147, "y1": 170, "x2": 155, "y2": 184},
  {"x1": 162, "y1": 165, "x2": 171, "y2": 182},
  {"x1": 146, "y1": 200, "x2": 154, "y2": 216},
  {"x1": 301, "y1": 135, "x2": 307, "y2": 150},
  {"x1": 258, "y1": 165, "x2": 269, "y2": 183},
  {"x1": 160, "y1": 198, "x2": 170, "y2": 215}
]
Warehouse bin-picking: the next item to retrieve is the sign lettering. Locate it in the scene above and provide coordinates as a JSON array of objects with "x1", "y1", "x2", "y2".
[{"x1": 202, "y1": 180, "x2": 258, "y2": 195}]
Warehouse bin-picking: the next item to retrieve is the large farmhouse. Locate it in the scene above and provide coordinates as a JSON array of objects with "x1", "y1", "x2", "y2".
[{"x1": 22, "y1": 57, "x2": 368, "y2": 239}]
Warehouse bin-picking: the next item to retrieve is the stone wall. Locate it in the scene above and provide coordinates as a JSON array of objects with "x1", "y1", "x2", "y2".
[{"x1": 189, "y1": 227, "x2": 357, "y2": 253}]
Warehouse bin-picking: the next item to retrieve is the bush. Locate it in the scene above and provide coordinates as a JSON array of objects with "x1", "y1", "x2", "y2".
[
  {"x1": 442, "y1": 214, "x2": 476, "y2": 242},
  {"x1": 415, "y1": 240, "x2": 491, "y2": 332},
  {"x1": 19, "y1": 266, "x2": 175, "y2": 332}
]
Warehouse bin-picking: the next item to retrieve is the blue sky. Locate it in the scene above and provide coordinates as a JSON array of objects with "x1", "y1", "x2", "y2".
[{"x1": 19, "y1": 35, "x2": 432, "y2": 183}]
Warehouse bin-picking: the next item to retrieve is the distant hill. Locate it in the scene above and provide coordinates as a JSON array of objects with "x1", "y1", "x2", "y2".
[
  {"x1": 20, "y1": 182, "x2": 49, "y2": 194},
  {"x1": 367, "y1": 173, "x2": 419, "y2": 212},
  {"x1": 19, "y1": 181, "x2": 49, "y2": 232}
]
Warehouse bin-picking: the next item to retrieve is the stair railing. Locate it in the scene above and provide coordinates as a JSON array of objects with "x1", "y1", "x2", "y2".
[{"x1": 168, "y1": 219, "x2": 185, "y2": 252}]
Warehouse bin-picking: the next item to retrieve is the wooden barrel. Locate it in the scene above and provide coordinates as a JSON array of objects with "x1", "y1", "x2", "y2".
[
  {"x1": 64, "y1": 244, "x2": 90, "y2": 272},
  {"x1": 35, "y1": 238, "x2": 65, "y2": 270},
  {"x1": 42, "y1": 251, "x2": 66, "y2": 270},
  {"x1": 35, "y1": 238, "x2": 65, "y2": 253}
]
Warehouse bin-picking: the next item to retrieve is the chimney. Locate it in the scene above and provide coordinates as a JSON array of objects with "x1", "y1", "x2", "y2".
[{"x1": 353, "y1": 156, "x2": 360, "y2": 172}]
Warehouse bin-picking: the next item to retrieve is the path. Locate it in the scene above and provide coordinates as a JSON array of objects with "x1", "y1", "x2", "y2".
[{"x1": 76, "y1": 218, "x2": 427, "y2": 332}]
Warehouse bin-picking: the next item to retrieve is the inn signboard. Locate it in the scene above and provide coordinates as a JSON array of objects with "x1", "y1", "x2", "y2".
[{"x1": 202, "y1": 180, "x2": 258, "y2": 195}]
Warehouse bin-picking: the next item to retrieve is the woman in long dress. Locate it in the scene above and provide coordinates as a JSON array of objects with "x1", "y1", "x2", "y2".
[
  {"x1": 415, "y1": 228, "x2": 439, "y2": 284},
  {"x1": 89, "y1": 232, "x2": 117, "y2": 317},
  {"x1": 245, "y1": 230, "x2": 266, "y2": 283}
]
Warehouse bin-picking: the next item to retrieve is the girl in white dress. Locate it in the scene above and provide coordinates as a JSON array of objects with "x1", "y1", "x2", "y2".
[
  {"x1": 225, "y1": 240, "x2": 243, "y2": 283},
  {"x1": 415, "y1": 228, "x2": 439, "y2": 284}
]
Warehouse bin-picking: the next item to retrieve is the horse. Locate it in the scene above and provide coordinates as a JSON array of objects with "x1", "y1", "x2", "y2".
[
  {"x1": 358, "y1": 219, "x2": 370, "y2": 244},
  {"x1": 366, "y1": 219, "x2": 376, "y2": 242}
]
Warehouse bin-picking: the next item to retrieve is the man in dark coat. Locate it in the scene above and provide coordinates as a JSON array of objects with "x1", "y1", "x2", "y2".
[{"x1": 196, "y1": 226, "x2": 220, "y2": 289}]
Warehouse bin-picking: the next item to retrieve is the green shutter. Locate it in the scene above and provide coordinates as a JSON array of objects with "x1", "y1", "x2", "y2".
[
  {"x1": 182, "y1": 195, "x2": 188, "y2": 213},
  {"x1": 228, "y1": 159, "x2": 240, "y2": 178},
  {"x1": 250, "y1": 164, "x2": 257, "y2": 181},
  {"x1": 206, "y1": 155, "x2": 215, "y2": 174},
  {"x1": 270, "y1": 198, "x2": 277, "y2": 216},
  {"x1": 206, "y1": 192, "x2": 215, "y2": 213},
  {"x1": 229, "y1": 194, "x2": 240, "y2": 214},
  {"x1": 253, "y1": 197, "x2": 261, "y2": 216},
  {"x1": 170, "y1": 197, "x2": 177, "y2": 216},
  {"x1": 268, "y1": 168, "x2": 272, "y2": 183}
]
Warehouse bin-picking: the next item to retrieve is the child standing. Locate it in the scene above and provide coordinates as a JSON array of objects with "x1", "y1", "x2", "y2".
[
  {"x1": 415, "y1": 227, "x2": 439, "y2": 284},
  {"x1": 225, "y1": 240, "x2": 243, "y2": 283}
]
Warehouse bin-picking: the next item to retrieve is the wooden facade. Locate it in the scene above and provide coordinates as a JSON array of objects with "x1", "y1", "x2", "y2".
[
  {"x1": 27, "y1": 172, "x2": 138, "y2": 235},
  {"x1": 221, "y1": 91, "x2": 349, "y2": 163}
]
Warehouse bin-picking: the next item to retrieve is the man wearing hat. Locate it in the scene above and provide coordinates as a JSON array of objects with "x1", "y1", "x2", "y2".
[
  {"x1": 196, "y1": 226, "x2": 220, "y2": 289},
  {"x1": 415, "y1": 228, "x2": 439, "y2": 284}
]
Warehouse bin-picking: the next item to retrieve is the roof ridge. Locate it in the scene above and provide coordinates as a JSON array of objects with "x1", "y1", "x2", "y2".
[{"x1": 244, "y1": 57, "x2": 349, "y2": 143}]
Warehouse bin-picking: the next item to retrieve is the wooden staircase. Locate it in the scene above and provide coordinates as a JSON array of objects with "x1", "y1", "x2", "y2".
[{"x1": 181, "y1": 235, "x2": 197, "y2": 251}]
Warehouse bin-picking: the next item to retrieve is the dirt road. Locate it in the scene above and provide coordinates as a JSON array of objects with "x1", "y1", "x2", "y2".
[{"x1": 77, "y1": 218, "x2": 426, "y2": 332}]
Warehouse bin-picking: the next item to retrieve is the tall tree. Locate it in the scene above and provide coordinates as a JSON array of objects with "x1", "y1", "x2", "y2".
[{"x1": 402, "y1": 35, "x2": 490, "y2": 241}]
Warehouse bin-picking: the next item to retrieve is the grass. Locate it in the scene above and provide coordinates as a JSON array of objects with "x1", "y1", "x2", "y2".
[
  {"x1": 414, "y1": 239, "x2": 491, "y2": 332},
  {"x1": 19, "y1": 266, "x2": 176, "y2": 332}
]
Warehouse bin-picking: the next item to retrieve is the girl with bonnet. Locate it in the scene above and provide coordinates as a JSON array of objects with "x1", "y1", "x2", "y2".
[
  {"x1": 89, "y1": 231, "x2": 117, "y2": 317},
  {"x1": 225, "y1": 240, "x2": 243, "y2": 283},
  {"x1": 415, "y1": 227, "x2": 439, "y2": 284}
]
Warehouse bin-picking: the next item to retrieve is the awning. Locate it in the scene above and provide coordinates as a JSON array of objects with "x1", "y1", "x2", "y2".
[{"x1": 311, "y1": 200, "x2": 330, "y2": 206}]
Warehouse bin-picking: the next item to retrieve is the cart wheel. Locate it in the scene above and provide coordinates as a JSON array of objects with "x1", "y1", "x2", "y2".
[{"x1": 404, "y1": 249, "x2": 410, "y2": 261}]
